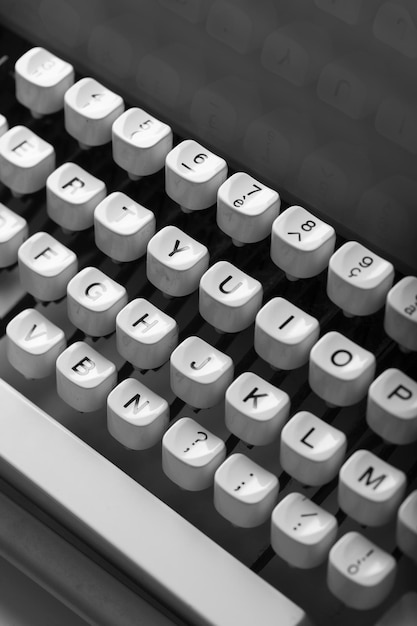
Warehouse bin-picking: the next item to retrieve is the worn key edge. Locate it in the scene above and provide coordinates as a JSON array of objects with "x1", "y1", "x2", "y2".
[{"x1": 0, "y1": 378, "x2": 311, "y2": 626}]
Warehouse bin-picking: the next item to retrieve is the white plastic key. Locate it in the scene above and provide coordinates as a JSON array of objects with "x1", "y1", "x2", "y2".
[
  {"x1": 147, "y1": 226, "x2": 209, "y2": 297},
  {"x1": 309, "y1": 331, "x2": 376, "y2": 406},
  {"x1": 107, "y1": 378, "x2": 169, "y2": 450},
  {"x1": 56, "y1": 341, "x2": 117, "y2": 412},
  {"x1": 384, "y1": 276, "x2": 417, "y2": 352},
  {"x1": 64, "y1": 77, "x2": 124, "y2": 148},
  {"x1": 18, "y1": 232, "x2": 78, "y2": 301},
  {"x1": 170, "y1": 336, "x2": 234, "y2": 409},
  {"x1": 214, "y1": 453, "x2": 279, "y2": 528},
  {"x1": 225, "y1": 372, "x2": 290, "y2": 445},
  {"x1": 199, "y1": 261, "x2": 263, "y2": 333},
  {"x1": 367, "y1": 369, "x2": 417, "y2": 444},
  {"x1": 327, "y1": 241, "x2": 394, "y2": 316},
  {"x1": 94, "y1": 192, "x2": 155, "y2": 262},
  {"x1": 280, "y1": 411, "x2": 347, "y2": 486},
  {"x1": 47, "y1": 163, "x2": 106, "y2": 231},
  {"x1": 397, "y1": 490, "x2": 417, "y2": 562},
  {"x1": 0, "y1": 204, "x2": 28, "y2": 268},
  {"x1": 255, "y1": 297, "x2": 320, "y2": 370},
  {"x1": 162, "y1": 417, "x2": 226, "y2": 491},
  {"x1": 338, "y1": 450, "x2": 407, "y2": 526},
  {"x1": 15, "y1": 47, "x2": 74, "y2": 117},
  {"x1": 0, "y1": 125, "x2": 55, "y2": 195},
  {"x1": 328, "y1": 532, "x2": 396, "y2": 610},
  {"x1": 116, "y1": 298, "x2": 178, "y2": 370},
  {"x1": 271, "y1": 493, "x2": 338, "y2": 569},
  {"x1": 67, "y1": 267, "x2": 128, "y2": 336},
  {"x1": 112, "y1": 108, "x2": 173, "y2": 179},
  {"x1": 271, "y1": 205, "x2": 335, "y2": 280},
  {"x1": 0, "y1": 379, "x2": 310, "y2": 626},
  {"x1": 165, "y1": 139, "x2": 227, "y2": 212},
  {"x1": 6, "y1": 309, "x2": 66, "y2": 379},
  {"x1": 216, "y1": 172, "x2": 280, "y2": 245},
  {"x1": 0, "y1": 114, "x2": 8, "y2": 136}
]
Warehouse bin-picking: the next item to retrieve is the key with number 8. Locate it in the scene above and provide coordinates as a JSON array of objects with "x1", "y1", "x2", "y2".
[{"x1": 165, "y1": 139, "x2": 227, "y2": 212}]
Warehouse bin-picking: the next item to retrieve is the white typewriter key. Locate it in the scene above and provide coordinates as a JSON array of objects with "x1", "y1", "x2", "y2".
[
  {"x1": 0, "y1": 204, "x2": 28, "y2": 268},
  {"x1": 147, "y1": 226, "x2": 209, "y2": 297},
  {"x1": 0, "y1": 125, "x2": 55, "y2": 195},
  {"x1": 214, "y1": 453, "x2": 279, "y2": 527},
  {"x1": 94, "y1": 192, "x2": 155, "y2": 262},
  {"x1": 328, "y1": 532, "x2": 396, "y2": 609},
  {"x1": 67, "y1": 267, "x2": 128, "y2": 336},
  {"x1": 56, "y1": 341, "x2": 117, "y2": 412},
  {"x1": 270, "y1": 205, "x2": 336, "y2": 280},
  {"x1": 280, "y1": 412, "x2": 347, "y2": 486},
  {"x1": 6, "y1": 309, "x2": 66, "y2": 379},
  {"x1": 216, "y1": 172, "x2": 280, "y2": 245},
  {"x1": 47, "y1": 162, "x2": 106, "y2": 231},
  {"x1": 64, "y1": 77, "x2": 124, "y2": 148},
  {"x1": 271, "y1": 493, "x2": 338, "y2": 569},
  {"x1": 338, "y1": 450, "x2": 407, "y2": 526},
  {"x1": 15, "y1": 47, "x2": 74, "y2": 117},
  {"x1": 384, "y1": 276, "x2": 417, "y2": 352},
  {"x1": 367, "y1": 369, "x2": 417, "y2": 444},
  {"x1": 255, "y1": 297, "x2": 320, "y2": 370},
  {"x1": 327, "y1": 241, "x2": 394, "y2": 317},
  {"x1": 107, "y1": 378, "x2": 169, "y2": 450},
  {"x1": 375, "y1": 593, "x2": 417, "y2": 626},
  {"x1": 165, "y1": 139, "x2": 227, "y2": 212},
  {"x1": 112, "y1": 108, "x2": 173, "y2": 179},
  {"x1": 199, "y1": 261, "x2": 263, "y2": 333},
  {"x1": 170, "y1": 336, "x2": 234, "y2": 409},
  {"x1": 309, "y1": 331, "x2": 376, "y2": 406},
  {"x1": 116, "y1": 298, "x2": 178, "y2": 370},
  {"x1": 0, "y1": 114, "x2": 8, "y2": 136},
  {"x1": 225, "y1": 372, "x2": 290, "y2": 445},
  {"x1": 162, "y1": 417, "x2": 226, "y2": 491},
  {"x1": 18, "y1": 232, "x2": 78, "y2": 301},
  {"x1": 397, "y1": 491, "x2": 417, "y2": 562}
]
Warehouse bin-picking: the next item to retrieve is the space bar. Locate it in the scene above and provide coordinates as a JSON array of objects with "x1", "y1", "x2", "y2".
[{"x1": 0, "y1": 379, "x2": 310, "y2": 626}]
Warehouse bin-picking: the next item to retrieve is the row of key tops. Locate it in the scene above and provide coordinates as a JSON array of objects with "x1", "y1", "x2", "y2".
[{"x1": 1, "y1": 45, "x2": 417, "y2": 618}]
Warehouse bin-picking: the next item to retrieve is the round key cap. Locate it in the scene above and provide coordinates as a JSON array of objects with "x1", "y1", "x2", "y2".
[
  {"x1": 18, "y1": 232, "x2": 78, "y2": 301},
  {"x1": 384, "y1": 276, "x2": 417, "y2": 352},
  {"x1": 0, "y1": 126, "x2": 55, "y2": 195},
  {"x1": 162, "y1": 417, "x2": 226, "y2": 491},
  {"x1": 280, "y1": 411, "x2": 347, "y2": 486},
  {"x1": 270, "y1": 205, "x2": 335, "y2": 280},
  {"x1": 116, "y1": 298, "x2": 178, "y2": 370},
  {"x1": 67, "y1": 267, "x2": 128, "y2": 336},
  {"x1": 309, "y1": 331, "x2": 376, "y2": 406},
  {"x1": 216, "y1": 172, "x2": 280, "y2": 245},
  {"x1": 338, "y1": 450, "x2": 407, "y2": 526},
  {"x1": 94, "y1": 192, "x2": 155, "y2": 262},
  {"x1": 64, "y1": 77, "x2": 124, "y2": 148},
  {"x1": 112, "y1": 107, "x2": 173, "y2": 179},
  {"x1": 170, "y1": 336, "x2": 234, "y2": 409},
  {"x1": 328, "y1": 532, "x2": 397, "y2": 609},
  {"x1": 397, "y1": 490, "x2": 417, "y2": 562},
  {"x1": 271, "y1": 493, "x2": 338, "y2": 568},
  {"x1": 366, "y1": 369, "x2": 417, "y2": 444},
  {"x1": 15, "y1": 47, "x2": 74, "y2": 117},
  {"x1": 327, "y1": 241, "x2": 394, "y2": 316},
  {"x1": 6, "y1": 308, "x2": 66, "y2": 379},
  {"x1": 0, "y1": 204, "x2": 28, "y2": 268},
  {"x1": 47, "y1": 163, "x2": 106, "y2": 231},
  {"x1": 107, "y1": 378, "x2": 169, "y2": 450},
  {"x1": 225, "y1": 372, "x2": 290, "y2": 445},
  {"x1": 165, "y1": 139, "x2": 227, "y2": 212},
  {"x1": 56, "y1": 341, "x2": 117, "y2": 412},
  {"x1": 214, "y1": 453, "x2": 279, "y2": 527},
  {"x1": 199, "y1": 261, "x2": 263, "y2": 333}
]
